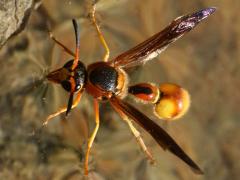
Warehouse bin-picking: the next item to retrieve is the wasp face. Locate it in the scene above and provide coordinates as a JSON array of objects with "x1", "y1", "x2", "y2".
[{"x1": 47, "y1": 60, "x2": 87, "y2": 92}]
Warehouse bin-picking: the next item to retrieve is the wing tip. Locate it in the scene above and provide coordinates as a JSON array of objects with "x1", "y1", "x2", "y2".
[
  {"x1": 202, "y1": 7, "x2": 217, "y2": 15},
  {"x1": 173, "y1": 7, "x2": 216, "y2": 34},
  {"x1": 194, "y1": 7, "x2": 217, "y2": 20},
  {"x1": 192, "y1": 166, "x2": 204, "y2": 175}
]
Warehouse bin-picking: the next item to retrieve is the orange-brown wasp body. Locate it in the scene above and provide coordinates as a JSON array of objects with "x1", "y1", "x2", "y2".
[{"x1": 45, "y1": 6, "x2": 216, "y2": 175}]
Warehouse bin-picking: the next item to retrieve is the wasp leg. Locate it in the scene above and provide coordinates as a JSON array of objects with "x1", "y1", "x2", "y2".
[
  {"x1": 126, "y1": 119, "x2": 155, "y2": 164},
  {"x1": 90, "y1": 4, "x2": 110, "y2": 62},
  {"x1": 43, "y1": 91, "x2": 82, "y2": 126},
  {"x1": 84, "y1": 99, "x2": 100, "y2": 175},
  {"x1": 48, "y1": 31, "x2": 75, "y2": 57},
  {"x1": 113, "y1": 105, "x2": 155, "y2": 164}
]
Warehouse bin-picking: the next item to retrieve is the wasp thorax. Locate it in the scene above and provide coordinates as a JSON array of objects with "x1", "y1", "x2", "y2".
[
  {"x1": 154, "y1": 83, "x2": 190, "y2": 120},
  {"x1": 86, "y1": 62, "x2": 128, "y2": 100}
]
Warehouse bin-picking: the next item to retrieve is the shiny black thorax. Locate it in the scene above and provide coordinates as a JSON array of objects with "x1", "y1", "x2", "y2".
[
  {"x1": 61, "y1": 60, "x2": 87, "y2": 92},
  {"x1": 87, "y1": 62, "x2": 118, "y2": 93}
]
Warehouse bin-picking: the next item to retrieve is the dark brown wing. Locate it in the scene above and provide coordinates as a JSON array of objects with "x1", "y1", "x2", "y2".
[
  {"x1": 110, "y1": 96, "x2": 203, "y2": 174},
  {"x1": 109, "y1": 7, "x2": 216, "y2": 68}
]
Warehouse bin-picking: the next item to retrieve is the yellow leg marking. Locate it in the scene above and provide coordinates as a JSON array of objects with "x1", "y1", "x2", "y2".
[
  {"x1": 112, "y1": 106, "x2": 155, "y2": 164},
  {"x1": 48, "y1": 31, "x2": 75, "y2": 57},
  {"x1": 84, "y1": 99, "x2": 100, "y2": 175},
  {"x1": 90, "y1": 4, "x2": 110, "y2": 62},
  {"x1": 43, "y1": 91, "x2": 82, "y2": 126}
]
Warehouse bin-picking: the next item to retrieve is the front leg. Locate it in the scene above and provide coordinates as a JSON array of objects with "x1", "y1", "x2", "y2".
[
  {"x1": 43, "y1": 90, "x2": 83, "y2": 126},
  {"x1": 90, "y1": 3, "x2": 110, "y2": 62}
]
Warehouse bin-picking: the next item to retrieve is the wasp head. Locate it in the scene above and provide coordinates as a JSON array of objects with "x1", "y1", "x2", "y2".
[{"x1": 47, "y1": 60, "x2": 87, "y2": 92}]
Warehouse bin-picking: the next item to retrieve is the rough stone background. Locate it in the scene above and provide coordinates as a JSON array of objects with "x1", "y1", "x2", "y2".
[
  {"x1": 0, "y1": 0, "x2": 34, "y2": 48},
  {"x1": 0, "y1": 0, "x2": 239, "y2": 180}
]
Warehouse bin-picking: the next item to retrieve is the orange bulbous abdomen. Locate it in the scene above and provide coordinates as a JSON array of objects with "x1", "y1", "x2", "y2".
[{"x1": 154, "y1": 83, "x2": 190, "y2": 120}]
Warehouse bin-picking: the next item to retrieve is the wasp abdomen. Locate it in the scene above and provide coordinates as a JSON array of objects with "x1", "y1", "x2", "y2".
[
  {"x1": 129, "y1": 83, "x2": 190, "y2": 120},
  {"x1": 128, "y1": 83, "x2": 159, "y2": 103},
  {"x1": 155, "y1": 83, "x2": 190, "y2": 120}
]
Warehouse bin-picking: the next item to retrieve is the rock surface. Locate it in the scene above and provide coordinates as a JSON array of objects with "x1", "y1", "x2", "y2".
[{"x1": 0, "y1": 0, "x2": 34, "y2": 48}]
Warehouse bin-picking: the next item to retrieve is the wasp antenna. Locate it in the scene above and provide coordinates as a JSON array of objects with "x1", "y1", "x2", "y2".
[
  {"x1": 72, "y1": 19, "x2": 80, "y2": 70},
  {"x1": 72, "y1": 19, "x2": 80, "y2": 47},
  {"x1": 66, "y1": 77, "x2": 76, "y2": 116},
  {"x1": 66, "y1": 92, "x2": 74, "y2": 116}
]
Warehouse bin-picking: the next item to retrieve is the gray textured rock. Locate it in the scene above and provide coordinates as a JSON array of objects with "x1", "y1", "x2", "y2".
[{"x1": 0, "y1": 0, "x2": 34, "y2": 48}]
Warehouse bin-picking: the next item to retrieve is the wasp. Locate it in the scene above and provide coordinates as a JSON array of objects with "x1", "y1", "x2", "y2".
[{"x1": 44, "y1": 5, "x2": 216, "y2": 175}]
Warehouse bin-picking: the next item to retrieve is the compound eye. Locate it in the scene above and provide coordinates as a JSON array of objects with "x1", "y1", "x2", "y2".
[{"x1": 61, "y1": 80, "x2": 72, "y2": 92}]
